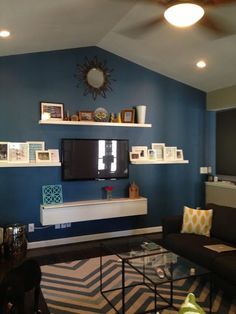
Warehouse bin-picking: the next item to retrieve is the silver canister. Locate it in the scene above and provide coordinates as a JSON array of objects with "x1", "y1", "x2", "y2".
[{"x1": 4, "y1": 224, "x2": 27, "y2": 257}]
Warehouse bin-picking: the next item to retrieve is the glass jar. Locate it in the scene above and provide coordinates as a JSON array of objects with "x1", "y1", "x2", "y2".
[{"x1": 106, "y1": 190, "x2": 112, "y2": 200}]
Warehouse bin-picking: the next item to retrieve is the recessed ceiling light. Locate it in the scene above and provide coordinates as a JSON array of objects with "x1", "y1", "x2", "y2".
[
  {"x1": 0, "y1": 30, "x2": 10, "y2": 38},
  {"x1": 164, "y1": 3, "x2": 205, "y2": 28},
  {"x1": 196, "y1": 60, "x2": 207, "y2": 68}
]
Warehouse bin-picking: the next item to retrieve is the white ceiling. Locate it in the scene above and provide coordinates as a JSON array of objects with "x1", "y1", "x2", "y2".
[{"x1": 1, "y1": 0, "x2": 236, "y2": 92}]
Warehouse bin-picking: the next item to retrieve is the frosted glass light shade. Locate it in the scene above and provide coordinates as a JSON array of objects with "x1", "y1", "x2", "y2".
[{"x1": 164, "y1": 3, "x2": 205, "y2": 27}]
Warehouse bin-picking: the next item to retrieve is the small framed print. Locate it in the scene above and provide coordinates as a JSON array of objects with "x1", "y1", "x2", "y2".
[
  {"x1": 176, "y1": 149, "x2": 184, "y2": 160},
  {"x1": 27, "y1": 141, "x2": 45, "y2": 162},
  {"x1": 79, "y1": 111, "x2": 94, "y2": 121},
  {"x1": 132, "y1": 146, "x2": 148, "y2": 159},
  {"x1": 152, "y1": 143, "x2": 165, "y2": 160},
  {"x1": 130, "y1": 152, "x2": 140, "y2": 161},
  {"x1": 121, "y1": 109, "x2": 135, "y2": 123},
  {"x1": 40, "y1": 102, "x2": 64, "y2": 121},
  {"x1": 48, "y1": 149, "x2": 60, "y2": 162},
  {"x1": 164, "y1": 147, "x2": 177, "y2": 161},
  {"x1": 8, "y1": 143, "x2": 29, "y2": 163},
  {"x1": 36, "y1": 150, "x2": 51, "y2": 162},
  {"x1": 148, "y1": 149, "x2": 156, "y2": 160},
  {"x1": 0, "y1": 142, "x2": 9, "y2": 162}
]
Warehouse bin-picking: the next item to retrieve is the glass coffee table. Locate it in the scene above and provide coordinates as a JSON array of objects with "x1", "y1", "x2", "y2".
[{"x1": 100, "y1": 236, "x2": 212, "y2": 314}]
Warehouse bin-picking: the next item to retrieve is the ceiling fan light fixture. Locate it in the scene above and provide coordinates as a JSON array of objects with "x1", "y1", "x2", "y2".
[{"x1": 164, "y1": 3, "x2": 205, "y2": 28}]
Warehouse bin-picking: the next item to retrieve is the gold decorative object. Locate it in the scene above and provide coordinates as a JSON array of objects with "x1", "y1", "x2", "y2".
[
  {"x1": 129, "y1": 182, "x2": 140, "y2": 199},
  {"x1": 71, "y1": 114, "x2": 79, "y2": 121},
  {"x1": 117, "y1": 112, "x2": 122, "y2": 123}
]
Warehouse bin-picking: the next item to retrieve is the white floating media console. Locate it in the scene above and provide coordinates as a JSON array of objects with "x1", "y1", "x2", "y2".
[{"x1": 40, "y1": 197, "x2": 148, "y2": 226}]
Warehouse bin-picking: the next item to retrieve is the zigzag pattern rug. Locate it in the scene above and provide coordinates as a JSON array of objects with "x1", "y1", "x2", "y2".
[{"x1": 41, "y1": 256, "x2": 236, "y2": 314}]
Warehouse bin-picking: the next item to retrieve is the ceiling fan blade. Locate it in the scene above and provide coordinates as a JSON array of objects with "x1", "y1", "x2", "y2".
[
  {"x1": 198, "y1": 15, "x2": 235, "y2": 36},
  {"x1": 206, "y1": 0, "x2": 236, "y2": 5},
  {"x1": 109, "y1": 0, "x2": 170, "y2": 7},
  {"x1": 119, "y1": 16, "x2": 165, "y2": 38}
]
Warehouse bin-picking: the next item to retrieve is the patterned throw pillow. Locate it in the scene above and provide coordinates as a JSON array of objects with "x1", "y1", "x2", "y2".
[{"x1": 181, "y1": 206, "x2": 213, "y2": 237}]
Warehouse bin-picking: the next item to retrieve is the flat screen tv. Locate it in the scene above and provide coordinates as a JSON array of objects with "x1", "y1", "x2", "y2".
[{"x1": 61, "y1": 139, "x2": 129, "y2": 180}]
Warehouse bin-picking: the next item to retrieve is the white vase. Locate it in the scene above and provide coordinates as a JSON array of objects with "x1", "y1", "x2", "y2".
[{"x1": 136, "y1": 105, "x2": 146, "y2": 124}]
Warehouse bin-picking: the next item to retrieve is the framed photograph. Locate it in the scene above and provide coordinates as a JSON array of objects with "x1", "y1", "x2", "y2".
[
  {"x1": 36, "y1": 150, "x2": 51, "y2": 162},
  {"x1": 121, "y1": 109, "x2": 135, "y2": 123},
  {"x1": 27, "y1": 141, "x2": 45, "y2": 162},
  {"x1": 151, "y1": 143, "x2": 165, "y2": 160},
  {"x1": 148, "y1": 149, "x2": 157, "y2": 160},
  {"x1": 8, "y1": 142, "x2": 29, "y2": 163},
  {"x1": 164, "y1": 147, "x2": 177, "y2": 161},
  {"x1": 79, "y1": 111, "x2": 94, "y2": 121},
  {"x1": 132, "y1": 146, "x2": 148, "y2": 160},
  {"x1": 48, "y1": 149, "x2": 60, "y2": 162},
  {"x1": 130, "y1": 152, "x2": 140, "y2": 161},
  {"x1": 0, "y1": 142, "x2": 9, "y2": 162},
  {"x1": 176, "y1": 149, "x2": 184, "y2": 160},
  {"x1": 40, "y1": 102, "x2": 64, "y2": 121}
]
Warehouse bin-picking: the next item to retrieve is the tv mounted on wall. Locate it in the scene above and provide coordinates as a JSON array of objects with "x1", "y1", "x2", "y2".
[{"x1": 61, "y1": 139, "x2": 129, "y2": 180}]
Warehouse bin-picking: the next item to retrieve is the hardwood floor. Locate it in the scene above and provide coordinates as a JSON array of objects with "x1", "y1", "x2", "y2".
[{"x1": 0, "y1": 233, "x2": 162, "y2": 314}]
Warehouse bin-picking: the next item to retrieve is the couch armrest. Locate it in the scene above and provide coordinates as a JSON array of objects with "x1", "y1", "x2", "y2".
[{"x1": 162, "y1": 215, "x2": 183, "y2": 239}]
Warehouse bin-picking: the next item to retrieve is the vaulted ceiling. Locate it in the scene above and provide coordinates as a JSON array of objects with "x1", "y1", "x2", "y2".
[{"x1": 1, "y1": 0, "x2": 236, "y2": 92}]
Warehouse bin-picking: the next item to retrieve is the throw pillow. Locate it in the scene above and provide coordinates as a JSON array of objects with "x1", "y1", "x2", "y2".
[{"x1": 181, "y1": 206, "x2": 213, "y2": 237}]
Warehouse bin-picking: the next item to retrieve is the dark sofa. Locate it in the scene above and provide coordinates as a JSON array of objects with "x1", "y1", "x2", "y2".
[{"x1": 162, "y1": 203, "x2": 236, "y2": 297}]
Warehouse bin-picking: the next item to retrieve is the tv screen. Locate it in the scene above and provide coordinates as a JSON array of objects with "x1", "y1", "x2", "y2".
[{"x1": 61, "y1": 139, "x2": 129, "y2": 180}]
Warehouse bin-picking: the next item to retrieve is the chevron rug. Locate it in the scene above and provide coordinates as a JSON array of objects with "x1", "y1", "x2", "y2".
[{"x1": 41, "y1": 256, "x2": 236, "y2": 314}]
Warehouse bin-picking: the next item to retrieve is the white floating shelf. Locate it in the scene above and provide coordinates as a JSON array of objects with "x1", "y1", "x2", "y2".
[
  {"x1": 0, "y1": 162, "x2": 61, "y2": 168},
  {"x1": 40, "y1": 197, "x2": 148, "y2": 225},
  {"x1": 131, "y1": 160, "x2": 189, "y2": 165},
  {"x1": 39, "y1": 120, "x2": 152, "y2": 128}
]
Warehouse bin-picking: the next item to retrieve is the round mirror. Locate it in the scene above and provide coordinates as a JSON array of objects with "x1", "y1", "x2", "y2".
[
  {"x1": 75, "y1": 56, "x2": 115, "y2": 100},
  {"x1": 87, "y1": 68, "x2": 105, "y2": 89}
]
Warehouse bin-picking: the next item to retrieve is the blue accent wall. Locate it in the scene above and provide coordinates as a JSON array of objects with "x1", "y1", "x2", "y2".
[{"x1": 0, "y1": 46, "x2": 207, "y2": 242}]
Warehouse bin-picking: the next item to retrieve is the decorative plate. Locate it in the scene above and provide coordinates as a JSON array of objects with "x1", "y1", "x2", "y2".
[{"x1": 94, "y1": 107, "x2": 109, "y2": 122}]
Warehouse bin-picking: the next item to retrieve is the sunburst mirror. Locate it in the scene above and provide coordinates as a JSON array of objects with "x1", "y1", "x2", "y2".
[{"x1": 75, "y1": 56, "x2": 115, "y2": 100}]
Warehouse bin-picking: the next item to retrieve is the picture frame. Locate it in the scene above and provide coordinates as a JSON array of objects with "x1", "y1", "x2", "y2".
[
  {"x1": 164, "y1": 146, "x2": 177, "y2": 161},
  {"x1": 79, "y1": 111, "x2": 94, "y2": 121},
  {"x1": 132, "y1": 146, "x2": 148, "y2": 160},
  {"x1": 148, "y1": 149, "x2": 157, "y2": 160},
  {"x1": 27, "y1": 141, "x2": 45, "y2": 162},
  {"x1": 36, "y1": 150, "x2": 51, "y2": 162},
  {"x1": 40, "y1": 102, "x2": 64, "y2": 121},
  {"x1": 151, "y1": 143, "x2": 165, "y2": 160},
  {"x1": 48, "y1": 149, "x2": 60, "y2": 162},
  {"x1": 8, "y1": 142, "x2": 29, "y2": 163},
  {"x1": 121, "y1": 109, "x2": 135, "y2": 123},
  {"x1": 130, "y1": 152, "x2": 140, "y2": 161},
  {"x1": 176, "y1": 149, "x2": 184, "y2": 160},
  {"x1": 0, "y1": 142, "x2": 9, "y2": 162}
]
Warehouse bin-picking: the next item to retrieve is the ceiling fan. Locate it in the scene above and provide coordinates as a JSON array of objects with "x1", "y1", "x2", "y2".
[{"x1": 119, "y1": 0, "x2": 236, "y2": 37}]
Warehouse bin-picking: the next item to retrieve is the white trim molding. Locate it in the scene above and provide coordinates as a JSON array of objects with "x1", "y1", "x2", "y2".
[{"x1": 28, "y1": 226, "x2": 162, "y2": 249}]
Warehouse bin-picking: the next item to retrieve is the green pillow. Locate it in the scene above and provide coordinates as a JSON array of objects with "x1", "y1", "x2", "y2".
[{"x1": 179, "y1": 293, "x2": 206, "y2": 314}]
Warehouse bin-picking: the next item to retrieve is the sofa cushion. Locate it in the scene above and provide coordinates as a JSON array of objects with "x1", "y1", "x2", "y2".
[
  {"x1": 164, "y1": 233, "x2": 225, "y2": 269},
  {"x1": 212, "y1": 251, "x2": 236, "y2": 286},
  {"x1": 181, "y1": 206, "x2": 213, "y2": 237},
  {"x1": 207, "y1": 203, "x2": 236, "y2": 244}
]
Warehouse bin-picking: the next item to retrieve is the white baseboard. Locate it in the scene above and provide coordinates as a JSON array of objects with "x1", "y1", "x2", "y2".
[{"x1": 28, "y1": 226, "x2": 162, "y2": 249}]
